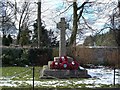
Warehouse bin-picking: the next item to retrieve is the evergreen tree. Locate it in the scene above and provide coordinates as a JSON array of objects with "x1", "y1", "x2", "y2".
[
  {"x1": 2, "y1": 35, "x2": 7, "y2": 46},
  {"x1": 19, "y1": 30, "x2": 30, "y2": 46},
  {"x1": 7, "y1": 34, "x2": 13, "y2": 44},
  {"x1": 2, "y1": 35, "x2": 13, "y2": 46},
  {"x1": 19, "y1": 24, "x2": 31, "y2": 46},
  {"x1": 48, "y1": 29, "x2": 59, "y2": 47},
  {"x1": 32, "y1": 20, "x2": 58, "y2": 47}
]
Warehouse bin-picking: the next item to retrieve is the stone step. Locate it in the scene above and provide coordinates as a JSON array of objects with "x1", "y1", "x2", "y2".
[{"x1": 40, "y1": 67, "x2": 91, "y2": 79}]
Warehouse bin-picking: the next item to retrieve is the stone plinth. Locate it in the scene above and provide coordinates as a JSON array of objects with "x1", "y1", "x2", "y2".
[
  {"x1": 40, "y1": 56, "x2": 91, "y2": 79},
  {"x1": 40, "y1": 65, "x2": 91, "y2": 79}
]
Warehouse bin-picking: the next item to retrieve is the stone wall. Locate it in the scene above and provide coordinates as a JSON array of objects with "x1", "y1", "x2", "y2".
[{"x1": 67, "y1": 46, "x2": 120, "y2": 66}]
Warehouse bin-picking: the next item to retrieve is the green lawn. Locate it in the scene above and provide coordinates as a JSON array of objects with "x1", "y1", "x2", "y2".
[{"x1": 1, "y1": 66, "x2": 42, "y2": 81}]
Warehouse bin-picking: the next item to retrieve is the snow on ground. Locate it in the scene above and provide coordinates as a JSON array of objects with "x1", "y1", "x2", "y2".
[
  {"x1": 86, "y1": 68, "x2": 120, "y2": 85},
  {"x1": 0, "y1": 67, "x2": 120, "y2": 87}
]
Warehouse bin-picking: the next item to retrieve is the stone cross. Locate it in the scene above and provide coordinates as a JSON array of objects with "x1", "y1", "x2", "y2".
[{"x1": 57, "y1": 17, "x2": 69, "y2": 57}]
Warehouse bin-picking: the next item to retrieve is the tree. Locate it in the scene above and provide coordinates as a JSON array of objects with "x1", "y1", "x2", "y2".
[
  {"x1": 7, "y1": 34, "x2": 13, "y2": 44},
  {"x1": 32, "y1": 21, "x2": 49, "y2": 47},
  {"x1": 57, "y1": 0, "x2": 118, "y2": 46},
  {"x1": 0, "y1": 1, "x2": 17, "y2": 36},
  {"x1": 111, "y1": 0, "x2": 120, "y2": 46},
  {"x1": 19, "y1": 23, "x2": 31, "y2": 46},
  {"x1": 2, "y1": 35, "x2": 8, "y2": 46},
  {"x1": 48, "y1": 29, "x2": 59, "y2": 47},
  {"x1": 53, "y1": 1, "x2": 94, "y2": 46},
  {"x1": 32, "y1": 20, "x2": 58, "y2": 47},
  {"x1": 6, "y1": 1, "x2": 36, "y2": 45},
  {"x1": 16, "y1": 1, "x2": 32, "y2": 44},
  {"x1": 2, "y1": 34, "x2": 13, "y2": 46},
  {"x1": 83, "y1": 31, "x2": 118, "y2": 46},
  {"x1": 69, "y1": 1, "x2": 91, "y2": 46}
]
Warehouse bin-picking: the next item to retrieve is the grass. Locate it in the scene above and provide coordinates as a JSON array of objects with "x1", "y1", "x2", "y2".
[
  {"x1": 1, "y1": 66, "x2": 86, "y2": 81},
  {"x1": 1, "y1": 66, "x2": 42, "y2": 81},
  {"x1": 1, "y1": 86, "x2": 120, "y2": 90},
  {"x1": 1, "y1": 87, "x2": 98, "y2": 90},
  {"x1": 0, "y1": 66, "x2": 120, "y2": 89}
]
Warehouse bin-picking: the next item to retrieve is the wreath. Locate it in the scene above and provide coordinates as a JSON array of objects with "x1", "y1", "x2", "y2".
[{"x1": 50, "y1": 56, "x2": 79, "y2": 70}]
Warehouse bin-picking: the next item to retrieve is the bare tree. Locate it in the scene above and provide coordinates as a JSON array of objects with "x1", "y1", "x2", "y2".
[
  {"x1": 15, "y1": 1, "x2": 31, "y2": 44},
  {"x1": 0, "y1": 0, "x2": 17, "y2": 36},
  {"x1": 6, "y1": 0, "x2": 37, "y2": 45},
  {"x1": 110, "y1": 0, "x2": 120, "y2": 46},
  {"x1": 49, "y1": 0, "x2": 93, "y2": 46},
  {"x1": 69, "y1": 1, "x2": 93, "y2": 46}
]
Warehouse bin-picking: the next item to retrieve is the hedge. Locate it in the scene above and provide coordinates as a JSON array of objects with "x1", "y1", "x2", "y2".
[
  {"x1": 1, "y1": 47, "x2": 53, "y2": 66},
  {"x1": 28, "y1": 48, "x2": 53, "y2": 66}
]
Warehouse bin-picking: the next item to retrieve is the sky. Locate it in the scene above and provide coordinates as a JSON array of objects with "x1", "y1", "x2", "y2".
[{"x1": 1, "y1": 0, "x2": 119, "y2": 44}]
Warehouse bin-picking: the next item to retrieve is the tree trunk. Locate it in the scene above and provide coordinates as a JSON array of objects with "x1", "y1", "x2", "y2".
[
  {"x1": 117, "y1": 0, "x2": 120, "y2": 68},
  {"x1": 37, "y1": 0, "x2": 42, "y2": 48},
  {"x1": 69, "y1": 2, "x2": 78, "y2": 46}
]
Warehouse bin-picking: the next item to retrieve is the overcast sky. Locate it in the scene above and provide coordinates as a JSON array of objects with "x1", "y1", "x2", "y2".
[
  {"x1": 1, "y1": 0, "x2": 119, "y2": 44},
  {"x1": 3, "y1": 0, "x2": 118, "y2": 30}
]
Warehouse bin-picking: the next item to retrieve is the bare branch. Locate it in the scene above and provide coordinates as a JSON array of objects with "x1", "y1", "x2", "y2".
[
  {"x1": 77, "y1": 2, "x2": 89, "y2": 10},
  {"x1": 77, "y1": 2, "x2": 93, "y2": 22},
  {"x1": 77, "y1": 8, "x2": 84, "y2": 21},
  {"x1": 82, "y1": 16, "x2": 95, "y2": 31},
  {"x1": 54, "y1": 4, "x2": 73, "y2": 18}
]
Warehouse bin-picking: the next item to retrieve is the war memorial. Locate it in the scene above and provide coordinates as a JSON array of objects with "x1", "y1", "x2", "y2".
[{"x1": 40, "y1": 18, "x2": 91, "y2": 79}]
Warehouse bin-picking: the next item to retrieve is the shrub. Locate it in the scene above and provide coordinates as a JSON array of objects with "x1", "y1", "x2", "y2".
[
  {"x1": 2, "y1": 48, "x2": 23, "y2": 66},
  {"x1": 2, "y1": 47, "x2": 53, "y2": 66},
  {"x1": 28, "y1": 48, "x2": 53, "y2": 66}
]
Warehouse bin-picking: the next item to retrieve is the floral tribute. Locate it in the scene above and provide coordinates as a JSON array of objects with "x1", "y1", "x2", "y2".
[{"x1": 50, "y1": 56, "x2": 79, "y2": 70}]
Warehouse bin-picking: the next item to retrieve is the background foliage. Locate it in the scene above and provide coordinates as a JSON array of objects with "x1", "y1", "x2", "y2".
[
  {"x1": 2, "y1": 47, "x2": 53, "y2": 66},
  {"x1": 1, "y1": 47, "x2": 119, "y2": 67}
]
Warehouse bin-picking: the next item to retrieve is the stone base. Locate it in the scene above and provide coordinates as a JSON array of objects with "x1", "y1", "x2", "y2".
[
  {"x1": 40, "y1": 66, "x2": 91, "y2": 79},
  {"x1": 40, "y1": 56, "x2": 91, "y2": 79}
]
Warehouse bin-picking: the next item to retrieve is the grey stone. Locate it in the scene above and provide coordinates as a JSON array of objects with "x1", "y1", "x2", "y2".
[
  {"x1": 40, "y1": 65, "x2": 91, "y2": 79},
  {"x1": 57, "y1": 17, "x2": 69, "y2": 57}
]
